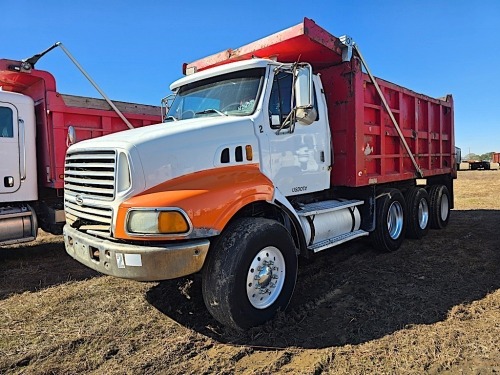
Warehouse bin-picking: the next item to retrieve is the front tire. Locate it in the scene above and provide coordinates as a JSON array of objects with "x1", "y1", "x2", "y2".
[
  {"x1": 202, "y1": 217, "x2": 298, "y2": 330},
  {"x1": 371, "y1": 188, "x2": 406, "y2": 252}
]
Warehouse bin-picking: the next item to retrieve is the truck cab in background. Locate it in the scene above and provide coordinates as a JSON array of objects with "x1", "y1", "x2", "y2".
[
  {"x1": 0, "y1": 91, "x2": 38, "y2": 244},
  {"x1": 63, "y1": 18, "x2": 455, "y2": 330},
  {"x1": 0, "y1": 59, "x2": 161, "y2": 246}
]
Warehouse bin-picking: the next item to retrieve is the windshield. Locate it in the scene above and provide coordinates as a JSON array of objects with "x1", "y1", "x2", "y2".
[{"x1": 166, "y1": 68, "x2": 265, "y2": 121}]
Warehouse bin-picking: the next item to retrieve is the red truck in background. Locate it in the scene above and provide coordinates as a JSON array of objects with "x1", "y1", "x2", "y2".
[
  {"x1": 0, "y1": 59, "x2": 161, "y2": 246},
  {"x1": 63, "y1": 18, "x2": 456, "y2": 329}
]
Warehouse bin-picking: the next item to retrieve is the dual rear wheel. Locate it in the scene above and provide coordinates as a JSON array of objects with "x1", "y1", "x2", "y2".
[
  {"x1": 428, "y1": 185, "x2": 451, "y2": 229},
  {"x1": 371, "y1": 184, "x2": 451, "y2": 252},
  {"x1": 405, "y1": 187, "x2": 430, "y2": 239}
]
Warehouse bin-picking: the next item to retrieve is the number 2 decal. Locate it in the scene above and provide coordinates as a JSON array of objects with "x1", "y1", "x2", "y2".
[{"x1": 259, "y1": 125, "x2": 263, "y2": 133}]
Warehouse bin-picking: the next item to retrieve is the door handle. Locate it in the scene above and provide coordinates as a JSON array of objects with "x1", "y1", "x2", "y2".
[
  {"x1": 19, "y1": 118, "x2": 26, "y2": 181},
  {"x1": 4, "y1": 176, "x2": 14, "y2": 187}
]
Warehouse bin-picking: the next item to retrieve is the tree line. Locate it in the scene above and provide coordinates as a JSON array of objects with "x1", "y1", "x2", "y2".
[{"x1": 462, "y1": 152, "x2": 496, "y2": 161}]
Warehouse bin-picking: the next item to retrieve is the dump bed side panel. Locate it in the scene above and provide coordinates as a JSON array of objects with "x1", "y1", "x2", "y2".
[{"x1": 320, "y1": 58, "x2": 454, "y2": 187}]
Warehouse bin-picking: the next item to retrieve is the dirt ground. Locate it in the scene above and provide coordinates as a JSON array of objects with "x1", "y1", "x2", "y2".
[{"x1": 1, "y1": 171, "x2": 499, "y2": 374}]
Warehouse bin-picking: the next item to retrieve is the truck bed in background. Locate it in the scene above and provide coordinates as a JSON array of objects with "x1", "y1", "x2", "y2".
[{"x1": 0, "y1": 59, "x2": 161, "y2": 190}]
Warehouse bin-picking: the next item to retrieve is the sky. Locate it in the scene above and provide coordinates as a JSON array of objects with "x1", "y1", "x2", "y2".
[{"x1": 2, "y1": 0, "x2": 499, "y2": 155}]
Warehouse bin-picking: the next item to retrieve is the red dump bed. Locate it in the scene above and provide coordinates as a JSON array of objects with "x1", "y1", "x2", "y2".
[
  {"x1": 492, "y1": 153, "x2": 500, "y2": 164},
  {"x1": 0, "y1": 59, "x2": 161, "y2": 190},
  {"x1": 186, "y1": 18, "x2": 455, "y2": 187}
]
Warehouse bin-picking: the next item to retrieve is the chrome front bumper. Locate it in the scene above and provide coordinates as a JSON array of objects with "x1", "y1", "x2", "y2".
[{"x1": 63, "y1": 224, "x2": 210, "y2": 281}]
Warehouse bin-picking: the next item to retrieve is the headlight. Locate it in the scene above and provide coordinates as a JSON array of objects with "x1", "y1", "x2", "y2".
[{"x1": 127, "y1": 209, "x2": 190, "y2": 235}]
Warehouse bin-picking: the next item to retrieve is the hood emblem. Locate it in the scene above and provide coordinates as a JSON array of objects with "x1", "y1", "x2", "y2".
[{"x1": 75, "y1": 194, "x2": 84, "y2": 206}]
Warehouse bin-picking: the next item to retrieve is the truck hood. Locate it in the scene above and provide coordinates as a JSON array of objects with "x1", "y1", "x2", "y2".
[{"x1": 69, "y1": 116, "x2": 258, "y2": 192}]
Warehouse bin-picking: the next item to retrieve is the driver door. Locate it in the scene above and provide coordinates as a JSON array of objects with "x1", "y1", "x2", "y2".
[
  {"x1": 0, "y1": 103, "x2": 21, "y2": 194},
  {"x1": 266, "y1": 71, "x2": 330, "y2": 196}
]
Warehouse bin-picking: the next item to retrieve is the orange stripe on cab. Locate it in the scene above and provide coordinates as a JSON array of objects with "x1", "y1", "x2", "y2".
[{"x1": 114, "y1": 164, "x2": 274, "y2": 240}]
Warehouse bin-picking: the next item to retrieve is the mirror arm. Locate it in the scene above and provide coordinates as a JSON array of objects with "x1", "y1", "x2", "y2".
[{"x1": 275, "y1": 108, "x2": 296, "y2": 135}]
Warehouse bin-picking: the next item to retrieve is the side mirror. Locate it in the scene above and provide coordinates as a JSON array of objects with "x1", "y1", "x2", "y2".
[
  {"x1": 294, "y1": 64, "x2": 316, "y2": 125},
  {"x1": 161, "y1": 93, "x2": 176, "y2": 122}
]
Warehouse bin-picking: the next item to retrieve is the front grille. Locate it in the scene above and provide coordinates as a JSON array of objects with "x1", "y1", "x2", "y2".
[
  {"x1": 65, "y1": 150, "x2": 116, "y2": 200},
  {"x1": 64, "y1": 200, "x2": 113, "y2": 229},
  {"x1": 64, "y1": 150, "x2": 117, "y2": 235}
]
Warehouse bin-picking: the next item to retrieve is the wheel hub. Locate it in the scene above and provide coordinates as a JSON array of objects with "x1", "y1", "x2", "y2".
[
  {"x1": 256, "y1": 261, "x2": 273, "y2": 288},
  {"x1": 246, "y1": 247, "x2": 285, "y2": 309}
]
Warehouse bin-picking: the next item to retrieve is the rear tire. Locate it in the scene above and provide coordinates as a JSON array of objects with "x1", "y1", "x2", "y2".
[
  {"x1": 202, "y1": 217, "x2": 297, "y2": 330},
  {"x1": 429, "y1": 185, "x2": 451, "y2": 229},
  {"x1": 371, "y1": 189, "x2": 406, "y2": 252},
  {"x1": 404, "y1": 187, "x2": 430, "y2": 239}
]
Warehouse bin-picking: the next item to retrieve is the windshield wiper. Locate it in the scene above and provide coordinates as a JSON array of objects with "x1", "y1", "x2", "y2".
[
  {"x1": 194, "y1": 108, "x2": 227, "y2": 117},
  {"x1": 164, "y1": 115, "x2": 178, "y2": 122}
]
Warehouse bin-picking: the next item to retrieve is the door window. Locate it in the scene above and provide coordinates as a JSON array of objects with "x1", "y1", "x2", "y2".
[
  {"x1": 0, "y1": 107, "x2": 13, "y2": 138},
  {"x1": 268, "y1": 72, "x2": 293, "y2": 129},
  {"x1": 268, "y1": 72, "x2": 319, "y2": 129}
]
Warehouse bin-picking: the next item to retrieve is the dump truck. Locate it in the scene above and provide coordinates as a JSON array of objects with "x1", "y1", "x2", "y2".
[
  {"x1": 0, "y1": 57, "x2": 161, "y2": 246},
  {"x1": 63, "y1": 18, "x2": 456, "y2": 329}
]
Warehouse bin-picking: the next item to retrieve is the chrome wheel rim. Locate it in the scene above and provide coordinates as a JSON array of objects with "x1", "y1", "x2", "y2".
[
  {"x1": 246, "y1": 246, "x2": 286, "y2": 309},
  {"x1": 387, "y1": 201, "x2": 404, "y2": 240},
  {"x1": 418, "y1": 198, "x2": 430, "y2": 229},
  {"x1": 440, "y1": 194, "x2": 449, "y2": 221}
]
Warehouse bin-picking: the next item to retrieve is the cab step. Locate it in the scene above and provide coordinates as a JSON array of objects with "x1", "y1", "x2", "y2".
[
  {"x1": 296, "y1": 199, "x2": 364, "y2": 217},
  {"x1": 308, "y1": 229, "x2": 369, "y2": 253}
]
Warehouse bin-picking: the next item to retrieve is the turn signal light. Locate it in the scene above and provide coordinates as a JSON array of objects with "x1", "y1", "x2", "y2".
[
  {"x1": 158, "y1": 211, "x2": 189, "y2": 234},
  {"x1": 245, "y1": 145, "x2": 253, "y2": 161},
  {"x1": 127, "y1": 209, "x2": 190, "y2": 235}
]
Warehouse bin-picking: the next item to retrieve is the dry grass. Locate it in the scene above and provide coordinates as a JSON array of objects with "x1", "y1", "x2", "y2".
[
  {"x1": 454, "y1": 170, "x2": 500, "y2": 209},
  {"x1": 1, "y1": 170, "x2": 499, "y2": 374}
]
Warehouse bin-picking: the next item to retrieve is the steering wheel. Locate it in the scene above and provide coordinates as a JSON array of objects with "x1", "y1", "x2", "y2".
[
  {"x1": 221, "y1": 102, "x2": 241, "y2": 112},
  {"x1": 181, "y1": 110, "x2": 195, "y2": 119}
]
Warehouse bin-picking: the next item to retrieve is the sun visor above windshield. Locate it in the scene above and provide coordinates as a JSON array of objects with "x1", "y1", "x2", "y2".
[{"x1": 171, "y1": 59, "x2": 270, "y2": 91}]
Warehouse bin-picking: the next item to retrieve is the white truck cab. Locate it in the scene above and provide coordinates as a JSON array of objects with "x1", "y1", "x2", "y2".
[
  {"x1": 0, "y1": 90, "x2": 38, "y2": 244},
  {"x1": 166, "y1": 59, "x2": 331, "y2": 197},
  {"x1": 63, "y1": 58, "x2": 358, "y2": 329}
]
